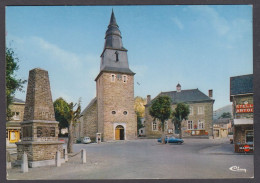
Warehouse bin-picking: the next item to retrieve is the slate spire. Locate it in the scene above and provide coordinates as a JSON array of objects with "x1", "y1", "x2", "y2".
[
  {"x1": 104, "y1": 10, "x2": 123, "y2": 49},
  {"x1": 96, "y1": 10, "x2": 134, "y2": 80}
]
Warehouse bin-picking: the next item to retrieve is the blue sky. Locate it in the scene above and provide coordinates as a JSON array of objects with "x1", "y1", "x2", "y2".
[{"x1": 6, "y1": 5, "x2": 252, "y2": 110}]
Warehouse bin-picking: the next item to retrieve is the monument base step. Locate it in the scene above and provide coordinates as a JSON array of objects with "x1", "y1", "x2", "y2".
[{"x1": 15, "y1": 158, "x2": 65, "y2": 168}]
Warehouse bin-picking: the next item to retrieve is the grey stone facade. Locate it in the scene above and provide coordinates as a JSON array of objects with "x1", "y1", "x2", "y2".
[{"x1": 145, "y1": 84, "x2": 214, "y2": 138}]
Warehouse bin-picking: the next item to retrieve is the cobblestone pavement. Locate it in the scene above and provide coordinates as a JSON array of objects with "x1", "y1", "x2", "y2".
[{"x1": 7, "y1": 138, "x2": 254, "y2": 180}]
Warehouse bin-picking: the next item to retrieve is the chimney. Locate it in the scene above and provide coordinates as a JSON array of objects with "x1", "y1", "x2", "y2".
[
  {"x1": 147, "y1": 95, "x2": 151, "y2": 104},
  {"x1": 176, "y1": 83, "x2": 181, "y2": 92},
  {"x1": 208, "y1": 89, "x2": 213, "y2": 98}
]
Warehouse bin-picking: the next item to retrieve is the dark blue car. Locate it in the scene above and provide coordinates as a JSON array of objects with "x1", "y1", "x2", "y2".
[{"x1": 157, "y1": 136, "x2": 184, "y2": 144}]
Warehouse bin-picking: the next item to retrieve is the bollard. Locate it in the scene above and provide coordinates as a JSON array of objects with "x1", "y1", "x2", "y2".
[
  {"x1": 81, "y1": 149, "x2": 86, "y2": 164},
  {"x1": 21, "y1": 152, "x2": 28, "y2": 173},
  {"x1": 6, "y1": 151, "x2": 11, "y2": 169},
  {"x1": 56, "y1": 151, "x2": 61, "y2": 167},
  {"x1": 63, "y1": 148, "x2": 68, "y2": 162}
]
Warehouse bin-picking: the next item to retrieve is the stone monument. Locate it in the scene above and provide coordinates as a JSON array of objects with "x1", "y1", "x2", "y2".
[{"x1": 16, "y1": 68, "x2": 64, "y2": 167}]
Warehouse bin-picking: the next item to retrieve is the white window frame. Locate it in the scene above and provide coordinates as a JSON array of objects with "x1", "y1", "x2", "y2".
[
  {"x1": 198, "y1": 106, "x2": 204, "y2": 115},
  {"x1": 198, "y1": 120, "x2": 204, "y2": 129},
  {"x1": 189, "y1": 106, "x2": 193, "y2": 115},
  {"x1": 13, "y1": 112, "x2": 20, "y2": 120},
  {"x1": 123, "y1": 75, "x2": 127, "y2": 83},
  {"x1": 111, "y1": 74, "x2": 115, "y2": 82},
  {"x1": 152, "y1": 121, "x2": 158, "y2": 131},
  {"x1": 187, "y1": 121, "x2": 193, "y2": 130}
]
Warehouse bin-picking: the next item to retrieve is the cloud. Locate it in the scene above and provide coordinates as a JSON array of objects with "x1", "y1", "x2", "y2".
[
  {"x1": 171, "y1": 17, "x2": 184, "y2": 30},
  {"x1": 188, "y1": 6, "x2": 230, "y2": 36}
]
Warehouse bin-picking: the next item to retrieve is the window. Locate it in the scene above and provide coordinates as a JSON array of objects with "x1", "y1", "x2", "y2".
[
  {"x1": 187, "y1": 121, "x2": 193, "y2": 130},
  {"x1": 111, "y1": 74, "x2": 115, "y2": 82},
  {"x1": 112, "y1": 111, "x2": 116, "y2": 115},
  {"x1": 13, "y1": 112, "x2": 20, "y2": 120},
  {"x1": 123, "y1": 111, "x2": 128, "y2": 115},
  {"x1": 123, "y1": 75, "x2": 127, "y2": 83},
  {"x1": 140, "y1": 130, "x2": 143, "y2": 133},
  {"x1": 152, "y1": 121, "x2": 157, "y2": 131},
  {"x1": 198, "y1": 106, "x2": 204, "y2": 114},
  {"x1": 198, "y1": 120, "x2": 204, "y2": 129},
  {"x1": 189, "y1": 106, "x2": 193, "y2": 115},
  {"x1": 117, "y1": 74, "x2": 122, "y2": 80},
  {"x1": 115, "y1": 51, "x2": 119, "y2": 61},
  {"x1": 246, "y1": 130, "x2": 253, "y2": 143}
]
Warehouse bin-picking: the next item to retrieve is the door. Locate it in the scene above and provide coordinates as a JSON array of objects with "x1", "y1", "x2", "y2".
[{"x1": 115, "y1": 125, "x2": 124, "y2": 140}]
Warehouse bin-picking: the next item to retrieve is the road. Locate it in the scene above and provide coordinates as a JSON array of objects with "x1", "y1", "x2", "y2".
[{"x1": 7, "y1": 138, "x2": 254, "y2": 180}]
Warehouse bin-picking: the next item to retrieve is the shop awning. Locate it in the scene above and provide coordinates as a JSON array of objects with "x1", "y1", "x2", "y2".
[{"x1": 233, "y1": 118, "x2": 253, "y2": 125}]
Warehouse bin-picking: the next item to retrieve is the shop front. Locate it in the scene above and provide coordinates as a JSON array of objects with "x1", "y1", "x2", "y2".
[{"x1": 233, "y1": 119, "x2": 253, "y2": 153}]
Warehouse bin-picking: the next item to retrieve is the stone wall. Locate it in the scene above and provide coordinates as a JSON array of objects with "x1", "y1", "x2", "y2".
[
  {"x1": 23, "y1": 68, "x2": 55, "y2": 121},
  {"x1": 145, "y1": 101, "x2": 214, "y2": 138},
  {"x1": 97, "y1": 72, "x2": 137, "y2": 141},
  {"x1": 232, "y1": 95, "x2": 253, "y2": 119},
  {"x1": 234, "y1": 125, "x2": 253, "y2": 144},
  {"x1": 9, "y1": 103, "x2": 25, "y2": 122},
  {"x1": 80, "y1": 99, "x2": 98, "y2": 140},
  {"x1": 17, "y1": 143, "x2": 63, "y2": 161}
]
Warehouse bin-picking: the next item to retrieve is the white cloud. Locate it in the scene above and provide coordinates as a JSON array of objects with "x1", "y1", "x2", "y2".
[
  {"x1": 188, "y1": 6, "x2": 230, "y2": 36},
  {"x1": 171, "y1": 17, "x2": 184, "y2": 30}
]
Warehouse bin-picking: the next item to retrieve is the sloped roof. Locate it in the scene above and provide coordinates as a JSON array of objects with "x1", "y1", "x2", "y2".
[
  {"x1": 151, "y1": 89, "x2": 214, "y2": 105},
  {"x1": 80, "y1": 97, "x2": 97, "y2": 116},
  {"x1": 12, "y1": 98, "x2": 25, "y2": 104},
  {"x1": 230, "y1": 74, "x2": 253, "y2": 96},
  {"x1": 213, "y1": 118, "x2": 230, "y2": 124}
]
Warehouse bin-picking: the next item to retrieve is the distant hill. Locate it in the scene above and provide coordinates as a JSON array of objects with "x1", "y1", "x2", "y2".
[{"x1": 213, "y1": 105, "x2": 232, "y2": 120}]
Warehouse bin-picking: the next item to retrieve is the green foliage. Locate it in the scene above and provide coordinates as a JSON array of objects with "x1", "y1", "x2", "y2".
[
  {"x1": 6, "y1": 47, "x2": 26, "y2": 121},
  {"x1": 137, "y1": 116, "x2": 144, "y2": 131},
  {"x1": 149, "y1": 95, "x2": 172, "y2": 132},
  {"x1": 172, "y1": 103, "x2": 190, "y2": 138},
  {"x1": 219, "y1": 112, "x2": 232, "y2": 119},
  {"x1": 53, "y1": 97, "x2": 70, "y2": 130}
]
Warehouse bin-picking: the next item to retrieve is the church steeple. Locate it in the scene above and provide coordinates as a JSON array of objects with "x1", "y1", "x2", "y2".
[
  {"x1": 104, "y1": 10, "x2": 124, "y2": 50},
  {"x1": 97, "y1": 10, "x2": 134, "y2": 78}
]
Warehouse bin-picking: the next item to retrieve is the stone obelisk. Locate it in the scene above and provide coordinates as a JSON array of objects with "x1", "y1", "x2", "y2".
[{"x1": 16, "y1": 68, "x2": 64, "y2": 167}]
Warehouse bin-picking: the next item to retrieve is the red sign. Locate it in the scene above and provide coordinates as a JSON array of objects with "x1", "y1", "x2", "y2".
[{"x1": 236, "y1": 104, "x2": 253, "y2": 113}]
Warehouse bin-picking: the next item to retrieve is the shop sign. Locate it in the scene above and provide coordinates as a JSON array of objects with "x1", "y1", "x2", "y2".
[
  {"x1": 239, "y1": 145, "x2": 254, "y2": 152},
  {"x1": 236, "y1": 104, "x2": 253, "y2": 113}
]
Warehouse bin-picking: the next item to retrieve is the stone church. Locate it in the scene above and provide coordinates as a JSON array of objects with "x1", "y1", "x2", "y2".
[{"x1": 76, "y1": 11, "x2": 137, "y2": 141}]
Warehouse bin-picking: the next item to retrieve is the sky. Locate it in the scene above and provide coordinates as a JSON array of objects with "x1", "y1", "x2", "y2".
[{"x1": 6, "y1": 5, "x2": 253, "y2": 111}]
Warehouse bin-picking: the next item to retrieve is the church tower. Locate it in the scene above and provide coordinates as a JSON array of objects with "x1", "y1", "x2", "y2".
[{"x1": 95, "y1": 10, "x2": 137, "y2": 141}]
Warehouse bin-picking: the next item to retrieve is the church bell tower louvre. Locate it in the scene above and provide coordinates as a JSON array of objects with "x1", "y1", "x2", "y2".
[{"x1": 95, "y1": 10, "x2": 137, "y2": 141}]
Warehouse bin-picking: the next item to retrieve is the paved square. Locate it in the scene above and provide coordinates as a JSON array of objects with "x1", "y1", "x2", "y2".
[{"x1": 7, "y1": 138, "x2": 253, "y2": 179}]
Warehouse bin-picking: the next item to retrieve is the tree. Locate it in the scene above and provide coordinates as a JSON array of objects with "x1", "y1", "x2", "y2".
[
  {"x1": 53, "y1": 97, "x2": 81, "y2": 153},
  {"x1": 219, "y1": 112, "x2": 232, "y2": 119},
  {"x1": 134, "y1": 96, "x2": 146, "y2": 134},
  {"x1": 172, "y1": 103, "x2": 190, "y2": 139},
  {"x1": 149, "y1": 95, "x2": 172, "y2": 144},
  {"x1": 134, "y1": 96, "x2": 146, "y2": 117},
  {"x1": 53, "y1": 98, "x2": 70, "y2": 134},
  {"x1": 67, "y1": 100, "x2": 81, "y2": 153},
  {"x1": 6, "y1": 47, "x2": 26, "y2": 121}
]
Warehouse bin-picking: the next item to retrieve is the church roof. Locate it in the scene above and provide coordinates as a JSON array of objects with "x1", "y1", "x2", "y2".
[
  {"x1": 230, "y1": 74, "x2": 253, "y2": 96},
  {"x1": 150, "y1": 89, "x2": 214, "y2": 105},
  {"x1": 80, "y1": 97, "x2": 97, "y2": 116},
  {"x1": 12, "y1": 98, "x2": 25, "y2": 104}
]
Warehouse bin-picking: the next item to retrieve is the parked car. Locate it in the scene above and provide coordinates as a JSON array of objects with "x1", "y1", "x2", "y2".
[
  {"x1": 157, "y1": 136, "x2": 184, "y2": 144},
  {"x1": 82, "y1": 137, "x2": 91, "y2": 144}
]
